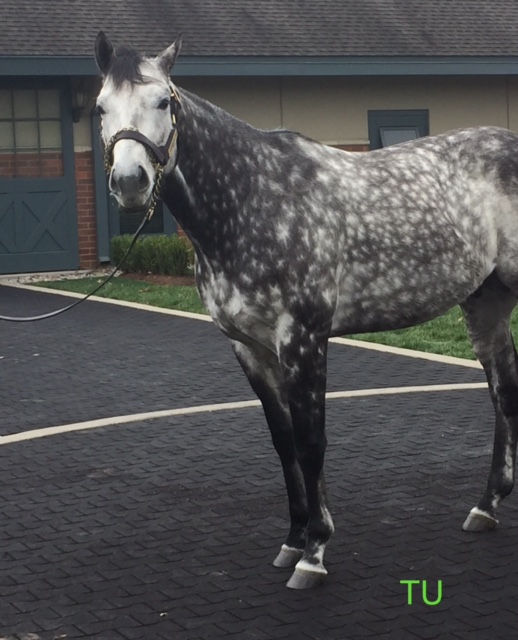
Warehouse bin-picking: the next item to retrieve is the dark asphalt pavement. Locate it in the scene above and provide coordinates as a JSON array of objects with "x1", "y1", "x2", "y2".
[{"x1": 2, "y1": 284, "x2": 514, "y2": 640}]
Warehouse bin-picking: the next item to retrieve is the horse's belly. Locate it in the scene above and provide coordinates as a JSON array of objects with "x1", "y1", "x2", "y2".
[
  {"x1": 331, "y1": 253, "x2": 494, "y2": 335},
  {"x1": 331, "y1": 292, "x2": 458, "y2": 335}
]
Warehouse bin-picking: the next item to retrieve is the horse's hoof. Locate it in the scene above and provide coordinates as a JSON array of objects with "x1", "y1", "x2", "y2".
[
  {"x1": 273, "y1": 544, "x2": 304, "y2": 568},
  {"x1": 286, "y1": 563, "x2": 327, "y2": 589},
  {"x1": 462, "y1": 507, "x2": 498, "y2": 532}
]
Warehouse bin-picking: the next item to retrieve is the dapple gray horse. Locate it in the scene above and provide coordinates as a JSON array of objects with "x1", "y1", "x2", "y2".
[{"x1": 94, "y1": 32, "x2": 518, "y2": 589}]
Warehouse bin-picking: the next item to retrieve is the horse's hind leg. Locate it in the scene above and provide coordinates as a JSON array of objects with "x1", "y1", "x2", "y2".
[
  {"x1": 231, "y1": 341, "x2": 308, "y2": 568},
  {"x1": 461, "y1": 274, "x2": 518, "y2": 531}
]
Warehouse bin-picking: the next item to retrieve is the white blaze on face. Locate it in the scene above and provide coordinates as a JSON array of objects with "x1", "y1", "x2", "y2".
[{"x1": 96, "y1": 61, "x2": 176, "y2": 208}]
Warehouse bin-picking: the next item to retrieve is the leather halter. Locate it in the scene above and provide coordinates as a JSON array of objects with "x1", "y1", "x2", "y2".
[
  {"x1": 101, "y1": 84, "x2": 181, "y2": 223},
  {"x1": 107, "y1": 127, "x2": 177, "y2": 167},
  {"x1": 0, "y1": 88, "x2": 182, "y2": 323},
  {"x1": 103, "y1": 84, "x2": 181, "y2": 174}
]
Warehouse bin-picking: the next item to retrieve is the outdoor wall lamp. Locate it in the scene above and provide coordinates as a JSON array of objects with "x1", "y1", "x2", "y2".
[{"x1": 71, "y1": 85, "x2": 88, "y2": 123}]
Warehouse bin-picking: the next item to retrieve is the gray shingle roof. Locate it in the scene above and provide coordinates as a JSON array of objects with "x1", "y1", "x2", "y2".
[{"x1": 2, "y1": 0, "x2": 518, "y2": 58}]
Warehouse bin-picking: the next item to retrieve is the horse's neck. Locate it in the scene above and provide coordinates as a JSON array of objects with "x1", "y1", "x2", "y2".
[{"x1": 161, "y1": 89, "x2": 258, "y2": 259}]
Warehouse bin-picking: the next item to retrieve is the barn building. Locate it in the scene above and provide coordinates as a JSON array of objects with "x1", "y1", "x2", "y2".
[{"x1": 2, "y1": 0, "x2": 518, "y2": 273}]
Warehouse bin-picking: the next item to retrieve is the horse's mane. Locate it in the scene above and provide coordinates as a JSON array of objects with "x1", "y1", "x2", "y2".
[
  {"x1": 179, "y1": 88, "x2": 316, "y2": 147},
  {"x1": 108, "y1": 46, "x2": 146, "y2": 88}
]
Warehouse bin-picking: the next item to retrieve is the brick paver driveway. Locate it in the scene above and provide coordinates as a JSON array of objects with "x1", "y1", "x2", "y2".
[{"x1": 1, "y1": 285, "x2": 516, "y2": 640}]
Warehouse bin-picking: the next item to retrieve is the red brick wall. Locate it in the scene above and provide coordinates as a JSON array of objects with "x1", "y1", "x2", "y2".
[
  {"x1": 332, "y1": 143, "x2": 370, "y2": 152},
  {"x1": 0, "y1": 150, "x2": 98, "y2": 269},
  {"x1": 74, "y1": 151, "x2": 98, "y2": 269},
  {"x1": 1, "y1": 142, "x2": 369, "y2": 272},
  {"x1": 0, "y1": 151, "x2": 64, "y2": 178}
]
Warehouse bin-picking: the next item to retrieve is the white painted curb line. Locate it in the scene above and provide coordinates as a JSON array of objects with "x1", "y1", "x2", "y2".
[
  {"x1": 1, "y1": 282, "x2": 482, "y2": 369},
  {"x1": 0, "y1": 282, "x2": 211, "y2": 322},
  {"x1": 0, "y1": 382, "x2": 487, "y2": 446},
  {"x1": 329, "y1": 336, "x2": 482, "y2": 369}
]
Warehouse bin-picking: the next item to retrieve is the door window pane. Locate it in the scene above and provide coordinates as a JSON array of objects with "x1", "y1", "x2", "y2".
[
  {"x1": 0, "y1": 91, "x2": 13, "y2": 119},
  {"x1": 0, "y1": 122, "x2": 14, "y2": 151},
  {"x1": 38, "y1": 90, "x2": 61, "y2": 118},
  {"x1": 380, "y1": 126, "x2": 420, "y2": 147},
  {"x1": 15, "y1": 121, "x2": 39, "y2": 150},
  {"x1": 0, "y1": 88, "x2": 63, "y2": 177},
  {"x1": 13, "y1": 90, "x2": 37, "y2": 119},
  {"x1": 39, "y1": 120, "x2": 62, "y2": 149},
  {"x1": 368, "y1": 110, "x2": 429, "y2": 151}
]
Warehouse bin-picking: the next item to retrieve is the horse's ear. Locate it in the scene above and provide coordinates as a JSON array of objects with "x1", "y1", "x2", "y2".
[
  {"x1": 95, "y1": 31, "x2": 114, "y2": 75},
  {"x1": 157, "y1": 37, "x2": 182, "y2": 75}
]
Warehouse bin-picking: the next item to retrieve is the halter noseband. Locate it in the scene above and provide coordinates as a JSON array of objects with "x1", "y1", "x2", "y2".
[
  {"x1": 102, "y1": 84, "x2": 181, "y2": 220},
  {"x1": 106, "y1": 127, "x2": 177, "y2": 168}
]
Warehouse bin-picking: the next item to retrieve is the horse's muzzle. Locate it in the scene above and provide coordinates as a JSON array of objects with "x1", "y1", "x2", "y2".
[
  {"x1": 118, "y1": 202, "x2": 152, "y2": 215},
  {"x1": 110, "y1": 164, "x2": 150, "y2": 197}
]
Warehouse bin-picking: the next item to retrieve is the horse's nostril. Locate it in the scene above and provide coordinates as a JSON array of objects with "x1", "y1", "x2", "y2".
[
  {"x1": 109, "y1": 167, "x2": 149, "y2": 196},
  {"x1": 138, "y1": 166, "x2": 149, "y2": 190},
  {"x1": 109, "y1": 170, "x2": 118, "y2": 194}
]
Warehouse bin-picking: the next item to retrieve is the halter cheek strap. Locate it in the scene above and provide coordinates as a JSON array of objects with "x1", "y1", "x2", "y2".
[{"x1": 103, "y1": 84, "x2": 181, "y2": 174}]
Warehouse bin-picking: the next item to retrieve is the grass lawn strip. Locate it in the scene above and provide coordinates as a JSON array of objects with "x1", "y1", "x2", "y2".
[
  {"x1": 38, "y1": 277, "x2": 206, "y2": 315},
  {"x1": 37, "y1": 276, "x2": 518, "y2": 361}
]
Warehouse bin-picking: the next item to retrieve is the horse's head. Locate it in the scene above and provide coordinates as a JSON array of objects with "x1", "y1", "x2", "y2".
[{"x1": 94, "y1": 32, "x2": 181, "y2": 213}]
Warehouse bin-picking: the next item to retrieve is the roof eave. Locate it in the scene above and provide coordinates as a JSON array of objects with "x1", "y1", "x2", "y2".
[{"x1": 2, "y1": 55, "x2": 518, "y2": 76}]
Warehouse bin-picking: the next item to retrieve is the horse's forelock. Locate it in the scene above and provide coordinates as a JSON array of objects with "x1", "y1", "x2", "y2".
[{"x1": 107, "y1": 46, "x2": 145, "y2": 88}]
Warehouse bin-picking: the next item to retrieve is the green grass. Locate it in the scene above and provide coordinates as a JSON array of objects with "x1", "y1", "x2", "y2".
[
  {"x1": 38, "y1": 277, "x2": 207, "y2": 315},
  {"x1": 36, "y1": 276, "x2": 518, "y2": 361},
  {"x1": 350, "y1": 306, "x2": 475, "y2": 359}
]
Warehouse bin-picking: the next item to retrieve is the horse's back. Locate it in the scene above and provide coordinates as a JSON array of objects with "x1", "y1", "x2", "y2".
[{"x1": 319, "y1": 127, "x2": 518, "y2": 334}]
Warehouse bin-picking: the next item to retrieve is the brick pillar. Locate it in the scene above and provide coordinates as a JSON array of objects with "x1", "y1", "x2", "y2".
[{"x1": 75, "y1": 151, "x2": 99, "y2": 269}]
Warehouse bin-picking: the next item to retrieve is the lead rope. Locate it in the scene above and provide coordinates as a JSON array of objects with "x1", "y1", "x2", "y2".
[
  {"x1": 0, "y1": 149, "x2": 167, "y2": 323},
  {"x1": 0, "y1": 211, "x2": 152, "y2": 322},
  {"x1": 0, "y1": 85, "x2": 180, "y2": 323}
]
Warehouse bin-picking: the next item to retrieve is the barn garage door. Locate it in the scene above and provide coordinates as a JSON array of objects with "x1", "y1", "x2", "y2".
[{"x1": 0, "y1": 84, "x2": 78, "y2": 274}]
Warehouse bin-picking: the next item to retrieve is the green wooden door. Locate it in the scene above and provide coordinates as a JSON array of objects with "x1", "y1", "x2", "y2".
[{"x1": 0, "y1": 82, "x2": 78, "y2": 274}]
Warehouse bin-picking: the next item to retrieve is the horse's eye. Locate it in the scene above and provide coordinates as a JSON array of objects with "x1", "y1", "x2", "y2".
[
  {"x1": 94, "y1": 104, "x2": 105, "y2": 116},
  {"x1": 158, "y1": 98, "x2": 170, "y2": 111}
]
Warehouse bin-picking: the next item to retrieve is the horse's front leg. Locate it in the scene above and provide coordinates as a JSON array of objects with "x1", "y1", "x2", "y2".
[
  {"x1": 279, "y1": 331, "x2": 334, "y2": 589},
  {"x1": 231, "y1": 341, "x2": 309, "y2": 567}
]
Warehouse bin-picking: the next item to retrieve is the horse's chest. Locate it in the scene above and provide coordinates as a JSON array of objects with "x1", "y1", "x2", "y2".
[{"x1": 196, "y1": 266, "x2": 278, "y2": 348}]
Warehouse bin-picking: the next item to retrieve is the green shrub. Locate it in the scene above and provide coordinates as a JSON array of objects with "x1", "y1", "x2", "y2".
[
  {"x1": 110, "y1": 233, "x2": 194, "y2": 276},
  {"x1": 110, "y1": 234, "x2": 132, "y2": 268}
]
